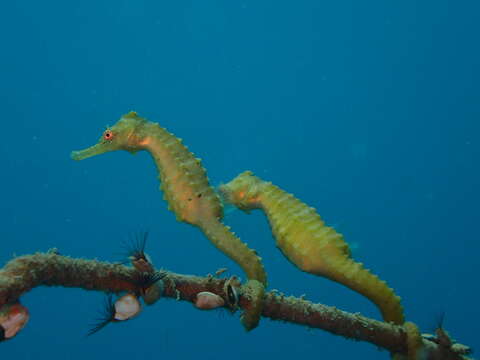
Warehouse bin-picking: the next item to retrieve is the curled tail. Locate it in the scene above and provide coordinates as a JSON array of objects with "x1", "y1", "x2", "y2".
[
  {"x1": 219, "y1": 171, "x2": 404, "y2": 325},
  {"x1": 199, "y1": 219, "x2": 267, "y2": 331}
]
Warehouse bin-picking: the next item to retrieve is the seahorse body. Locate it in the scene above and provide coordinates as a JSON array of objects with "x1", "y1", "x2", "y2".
[
  {"x1": 71, "y1": 112, "x2": 266, "y2": 330},
  {"x1": 219, "y1": 171, "x2": 404, "y2": 325}
]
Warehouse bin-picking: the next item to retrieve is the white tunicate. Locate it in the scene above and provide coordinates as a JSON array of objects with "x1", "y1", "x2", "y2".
[
  {"x1": 114, "y1": 294, "x2": 141, "y2": 321},
  {"x1": 194, "y1": 292, "x2": 225, "y2": 310}
]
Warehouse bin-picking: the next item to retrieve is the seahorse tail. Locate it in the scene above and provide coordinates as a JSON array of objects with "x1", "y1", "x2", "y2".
[
  {"x1": 199, "y1": 220, "x2": 267, "y2": 286},
  {"x1": 199, "y1": 220, "x2": 266, "y2": 331},
  {"x1": 326, "y1": 256, "x2": 404, "y2": 324},
  {"x1": 240, "y1": 279, "x2": 265, "y2": 331}
]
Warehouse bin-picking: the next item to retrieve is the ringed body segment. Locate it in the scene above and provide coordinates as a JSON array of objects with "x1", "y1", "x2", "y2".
[
  {"x1": 219, "y1": 171, "x2": 404, "y2": 325},
  {"x1": 71, "y1": 112, "x2": 266, "y2": 330}
]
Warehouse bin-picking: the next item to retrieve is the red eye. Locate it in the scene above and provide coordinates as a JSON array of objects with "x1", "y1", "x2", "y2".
[{"x1": 103, "y1": 129, "x2": 114, "y2": 141}]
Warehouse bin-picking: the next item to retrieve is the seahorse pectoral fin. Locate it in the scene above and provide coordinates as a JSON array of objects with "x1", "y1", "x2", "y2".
[{"x1": 71, "y1": 143, "x2": 110, "y2": 161}]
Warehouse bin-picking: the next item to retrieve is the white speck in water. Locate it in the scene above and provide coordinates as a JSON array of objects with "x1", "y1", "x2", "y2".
[
  {"x1": 425, "y1": 192, "x2": 434, "y2": 201},
  {"x1": 351, "y1": 143, "x2": 367, "y2": 160}
]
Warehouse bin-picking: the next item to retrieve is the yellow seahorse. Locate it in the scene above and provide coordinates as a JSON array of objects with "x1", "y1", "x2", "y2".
[
  {"x1": 71, "y1": 112, "x2": 266, "y2": 330},
  {"x1": 219, "y1": 171, "x2": 404, "y2": 325}
]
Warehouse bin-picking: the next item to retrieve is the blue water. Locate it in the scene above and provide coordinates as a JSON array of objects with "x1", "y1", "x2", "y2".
[{"x1": 1, "y1": 1, "x2": 478, "y2": 359}]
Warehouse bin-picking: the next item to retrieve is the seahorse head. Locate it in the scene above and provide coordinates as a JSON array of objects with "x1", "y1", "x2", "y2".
[
  {"x1": 218, "y1": 171, "x2": 263, "y2": 211},
  {"x1": 71, "y1": 112, "x2": 147, "y2": 160}
]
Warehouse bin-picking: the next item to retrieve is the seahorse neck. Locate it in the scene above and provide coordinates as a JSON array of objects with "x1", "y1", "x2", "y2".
[{"x1": 136, "y1": 122, "x2": 170, "y2": 155}]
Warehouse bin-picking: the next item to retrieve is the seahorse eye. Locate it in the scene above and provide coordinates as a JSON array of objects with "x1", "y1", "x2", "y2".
[{"x1": 103, "y1": 129, "x2": 114, "y2": 141}]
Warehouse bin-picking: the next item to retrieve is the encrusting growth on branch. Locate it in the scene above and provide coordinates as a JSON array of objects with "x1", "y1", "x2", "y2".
[{"x1": 0, "y1": 252, "x2": 472, "y2": 359}]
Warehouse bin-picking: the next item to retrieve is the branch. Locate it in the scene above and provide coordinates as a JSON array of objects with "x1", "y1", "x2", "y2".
[{"x1": 0, "y1": 252, "x2": 472, "y2": 359}]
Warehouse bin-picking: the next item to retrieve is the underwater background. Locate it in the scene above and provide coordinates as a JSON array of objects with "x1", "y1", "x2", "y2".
[{"x1": 1, "y1": 1, "x2": 478, "y2": 359}]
